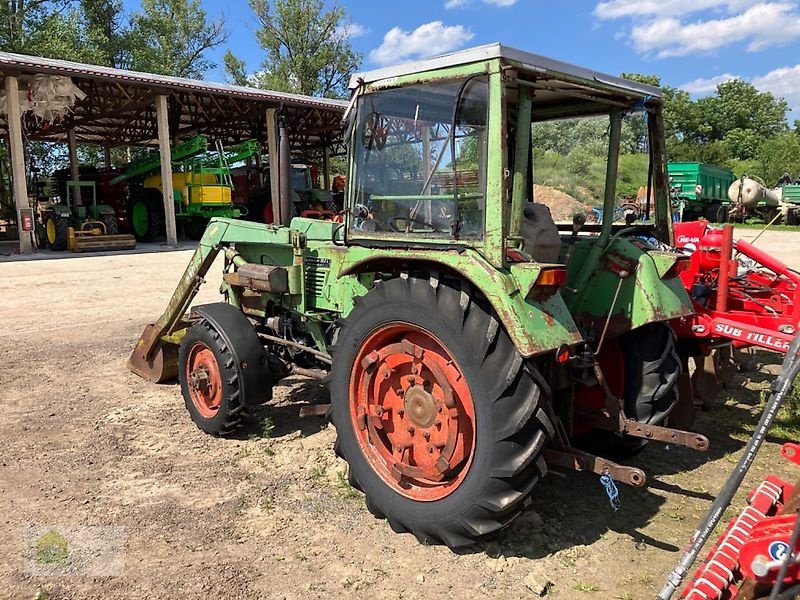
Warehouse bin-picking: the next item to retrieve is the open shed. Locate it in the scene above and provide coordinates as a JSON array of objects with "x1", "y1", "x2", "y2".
[{"x1": 0, "y1": 52, "x2": 348, "y2": 254}]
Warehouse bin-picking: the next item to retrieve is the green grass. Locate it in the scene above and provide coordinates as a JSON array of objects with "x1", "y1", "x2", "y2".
[{"x1": 574, "y1": 582, "x2": 601, "y2": 593}]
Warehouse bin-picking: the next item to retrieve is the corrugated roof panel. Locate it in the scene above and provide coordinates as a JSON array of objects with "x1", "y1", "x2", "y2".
[{"x1": 0, "y1": 51, "x2": 349, "y2": 112}]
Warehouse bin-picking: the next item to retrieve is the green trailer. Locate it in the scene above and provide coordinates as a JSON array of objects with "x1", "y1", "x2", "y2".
[
  {"x1": 668, "y1": 162, "x2": 735, "y2": 222},
  {"x1": 781, "y1": 184, "x2": 800, "y2": 225}
]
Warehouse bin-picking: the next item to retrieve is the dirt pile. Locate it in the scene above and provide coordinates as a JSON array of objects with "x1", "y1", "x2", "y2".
[{"x1": 533, "y1": 184, "x2": 591, "y2": 221}]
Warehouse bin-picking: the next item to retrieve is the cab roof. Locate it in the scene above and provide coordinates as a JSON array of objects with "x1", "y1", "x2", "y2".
[{"x1": 350, "y1": 43, "x2": 661, "y2": 100}]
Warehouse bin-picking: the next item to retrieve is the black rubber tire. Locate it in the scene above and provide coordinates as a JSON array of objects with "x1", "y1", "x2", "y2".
[
  {"x1": 102, "y1": 215, "x2": 119, "y2": 235},
  {"x1": 178, "y1": 319, "x2": 248, "y2": 436},
  {"x1": 183, "y1": 218, "x2": 208, "y2": 241},
  {"x1": 48, "y1": 213, "x2": 69, "y2": 251},
  {"x1": 130, "y1": 190, "x2": 165, "y2": 242},
  {"x1": 705, "y1": 204, "x2": 727, "y2": 223},
  {"x1": 787, "y1": 210, "x2": 799, "y2": 226},
  {"x1": 622, "y1": 322, "x2": 681, "y2": 426},
  {"x1": 329, "y1": 275, "x2": 553, "y2": 548}
]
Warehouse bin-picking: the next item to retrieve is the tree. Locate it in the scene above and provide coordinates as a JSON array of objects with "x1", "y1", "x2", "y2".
[
  {"x1": 223, "y1": 50, "x2": 249, "y2": 86},
  {"x1": 0, "y1": 1, "x2": 92, "y2": 62},
  {"x1": 129, "y1": 0, "x2": 226, "y2": 78},
  {"x1": 231, "y1": 0, "x2": 361, "y2": 98},
  {"x1": 80, "y1": 0, "x2": 130, "y2": 68},
  {"x1": 757, "y1": 134, "x2": 800, "y2": 185}
]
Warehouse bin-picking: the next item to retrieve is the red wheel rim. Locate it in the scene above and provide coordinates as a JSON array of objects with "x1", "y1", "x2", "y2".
[
  {"x1": 185, "y1": 342, "x2": 223, "y2": 419},
  {"x1": 349, "y1": 323, "x2": 476, "y2": 501}
]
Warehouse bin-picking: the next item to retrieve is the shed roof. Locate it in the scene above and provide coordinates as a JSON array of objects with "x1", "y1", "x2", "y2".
[{"x1": 0, "y1": 52, "x2": 348, "y2": 152}]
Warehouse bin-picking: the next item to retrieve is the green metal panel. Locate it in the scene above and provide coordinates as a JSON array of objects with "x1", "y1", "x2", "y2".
[
  {"x1": 668, "y1": 162, "x2": 734, "y2": 203},
  {"x1": 563, "y1": 236, "x2": 693, "y2": 337},
  {"x1": 782, "y1": 185, "x2": 800, "y2": 204}
]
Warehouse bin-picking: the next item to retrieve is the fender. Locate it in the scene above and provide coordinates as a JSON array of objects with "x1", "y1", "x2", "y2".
[
  {"x1": 193, "y1": 302, "x2": 272, "y2": 405},
  {"x1": 334, "y1": 246, "x2": 583, "y2": 358}
]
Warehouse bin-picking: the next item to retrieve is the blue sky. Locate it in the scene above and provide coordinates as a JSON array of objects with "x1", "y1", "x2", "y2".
[{"x1": 197, "y1": 0, "x2": 800, "y2": 117}]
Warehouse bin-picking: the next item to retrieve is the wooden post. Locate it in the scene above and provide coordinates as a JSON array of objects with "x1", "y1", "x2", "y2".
[
  {"x1": 104, "y1": 145, "x2": 112, "y2": 169},
  {"x1": 67, "y1": 128, "x2": 82, "y2": 205},
  {"x1": 279, "y1": 125, "x2": 291, "y2": 226},
  {"x1": 155, "y1": 94, "x2": 178, "y2": 246},
  {"x1": 5, "y1": 75, "x2": 33, "y2": 254},
  {"x1": 266, "y1": 108, "x2": 281, "y2": 225}
]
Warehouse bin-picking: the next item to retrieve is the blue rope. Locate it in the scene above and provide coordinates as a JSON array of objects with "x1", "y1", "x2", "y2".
[{"x1": 600, "y1": 472, "x2": 621, "y2": 511}]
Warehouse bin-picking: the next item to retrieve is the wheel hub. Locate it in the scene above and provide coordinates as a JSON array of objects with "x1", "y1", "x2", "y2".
[
  {"x1": 349, "y1": 325, "x2": 476, "y2": 501},
  {"x1": 185, "y1": 343, "x2": 223, "y2": 418},
  {"x1": 404, "y1": 384, "x2": 437, "y2": 428}
]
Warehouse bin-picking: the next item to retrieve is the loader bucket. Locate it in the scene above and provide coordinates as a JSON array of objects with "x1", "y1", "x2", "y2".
[{"x1": 127, "y1": 323, "x2": 178, "y2": 383}]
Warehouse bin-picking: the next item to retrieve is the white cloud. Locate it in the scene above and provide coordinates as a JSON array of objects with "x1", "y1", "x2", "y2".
[
  {"x1": 595, "y1": 0, "x2": 761, "y2": 19},
  {"x1": 336, "y1": 22, "x2": 370, "y2": 38},
  {"x1": 628, "y1": 3, "x2": 800, "y2": 58},
  {"x1": 753, "y1": 64, "x2": 800, "y2": 115},
  {"x1": 369, "y1": 21, "x2": 475, "y2": 66},
  {"x1": 445, "y1": 0, "x2": 517, "y2": 8},
  {"x1": 680, "y1": 73, "x2": 739, "y2": 94},
  {"x1": 678, "y1": 65, "x2": 800, "y2": 117}
]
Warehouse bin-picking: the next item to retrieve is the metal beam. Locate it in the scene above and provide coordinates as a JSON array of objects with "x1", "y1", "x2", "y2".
[
  {"x1": 155, "y1": 94, "x2": 178, "y2": 246},
  {"x1": 5, "y1": 75, "x2": 33, "y2": 254}
]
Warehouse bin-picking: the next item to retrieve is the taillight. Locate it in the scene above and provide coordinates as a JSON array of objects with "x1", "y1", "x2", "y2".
[{"x1": 534, "y1": 267, "x2": 567, "y2": 288}]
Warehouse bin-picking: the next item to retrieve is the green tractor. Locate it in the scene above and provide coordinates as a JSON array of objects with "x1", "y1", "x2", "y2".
[
  {"x1": 129, "y1": 44, "x2": 699, "y2": 548},
  {"x1": 39, "y1": 180, "x2": 134, "y2": 251},
  {"x1": 113, "y1": 135, "x2": 249, "y2": 241}
]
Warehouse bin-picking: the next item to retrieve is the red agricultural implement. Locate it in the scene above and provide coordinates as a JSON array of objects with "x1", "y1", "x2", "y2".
[
  {"x1": 671, "y1": 221, "x2": 799, "y2": 404},
  {"x1": 659, "y1": 333, "x2": 800, "y2": 599}
]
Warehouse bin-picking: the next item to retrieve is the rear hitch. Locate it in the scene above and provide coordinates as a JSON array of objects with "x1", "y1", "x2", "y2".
[{"x1": 543, "y1": 447, "x2": 646, "y2": 487}]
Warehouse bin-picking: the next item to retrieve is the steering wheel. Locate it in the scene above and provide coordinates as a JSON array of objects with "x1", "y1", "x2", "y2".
[{"x1": 387, "y1": 215, "x2": 444, "y2": 233}]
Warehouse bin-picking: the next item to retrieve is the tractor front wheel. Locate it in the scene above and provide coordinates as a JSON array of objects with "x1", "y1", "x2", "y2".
[
  {"x1": 179, "y1": 319, "x2": 248, "y2": 436},
  {"x1": 130, "y1": 191, "x2": 165, "y2": 242},
  {"x1": 46, "y1": 213, "x2": 69, "y2": 250},
  {"x1": 330, "y1": 275, "x2": 552, "y2": 548}
]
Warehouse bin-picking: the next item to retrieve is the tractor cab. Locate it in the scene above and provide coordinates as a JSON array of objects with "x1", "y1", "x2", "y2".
[{"x1": 343, "y1": 44, "x2": 691, "y2": 336}]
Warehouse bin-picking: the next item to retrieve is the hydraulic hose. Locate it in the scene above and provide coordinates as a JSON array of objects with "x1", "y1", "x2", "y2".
[{"x1": 658, "y1": 331, "x2": 800, "y2": 600}]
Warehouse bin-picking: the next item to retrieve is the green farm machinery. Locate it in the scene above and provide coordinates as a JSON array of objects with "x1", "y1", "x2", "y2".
[
  {"x1": 129, "y1": 44, "x2": 702, "y2": 547},
  {"x1": 39, "y1": 179, "x2": 135, "y2": 252},
  {"x1": 668, "y1": 162, "x2": 736, "y2": 222},
  {"x1": 112, "y1": 135, "x2": 250, "y2": 241}
]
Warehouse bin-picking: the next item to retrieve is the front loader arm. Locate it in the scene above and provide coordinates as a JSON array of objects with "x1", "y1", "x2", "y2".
[{"x1": 128, "y1": 218, "x2": 273, "y2": 382}]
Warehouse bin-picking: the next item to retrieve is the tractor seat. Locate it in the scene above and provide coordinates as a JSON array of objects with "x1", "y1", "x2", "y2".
[{"x1": 520, "y1": 202, "x2": 561, "y2": 263}]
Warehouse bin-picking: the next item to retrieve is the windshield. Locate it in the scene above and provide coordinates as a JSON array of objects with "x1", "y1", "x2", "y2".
[
  {"x1": 531, "y1": 110, "x2": 650, "y2": 226},
  {"x1": 348, "y1": 76, "x2": 489, "y2": 239}
]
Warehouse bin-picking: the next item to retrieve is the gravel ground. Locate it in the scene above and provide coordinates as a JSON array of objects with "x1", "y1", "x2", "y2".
[{"x1": 0, "y1": 231, "x2": 798, "y2": 599}]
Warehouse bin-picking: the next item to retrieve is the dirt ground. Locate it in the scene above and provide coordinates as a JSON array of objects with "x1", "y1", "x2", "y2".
[{"x1": 1, "y1": 231, "x2": 799, "y2": 599}]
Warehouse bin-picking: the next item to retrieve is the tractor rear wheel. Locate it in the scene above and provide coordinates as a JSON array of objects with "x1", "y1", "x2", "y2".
[
  {"x1": 330, "y1": 275, "x2": 552, "y2": 548},
  {"x1": 179, "y1": 319, "x2": 248, "y2": 436},
  {"x1": 130, "y1": 190, "x2": 165, "y2": 242},
  {"x1": 46, "y1": 213, "x2": 69, "y2": 250}
]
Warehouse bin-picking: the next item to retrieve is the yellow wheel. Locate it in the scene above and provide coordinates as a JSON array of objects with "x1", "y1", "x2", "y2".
[{"x1": 45, "y1": 213, "x2": 69, "y2": 250}]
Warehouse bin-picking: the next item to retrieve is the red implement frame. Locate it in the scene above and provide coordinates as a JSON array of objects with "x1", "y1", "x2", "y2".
[
  {"x1": 680, "y1": 443, "x2": 800, "y2": 600},
  {"x1": 672, "y1": 222, "x2": 800, "y2": 355}
]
